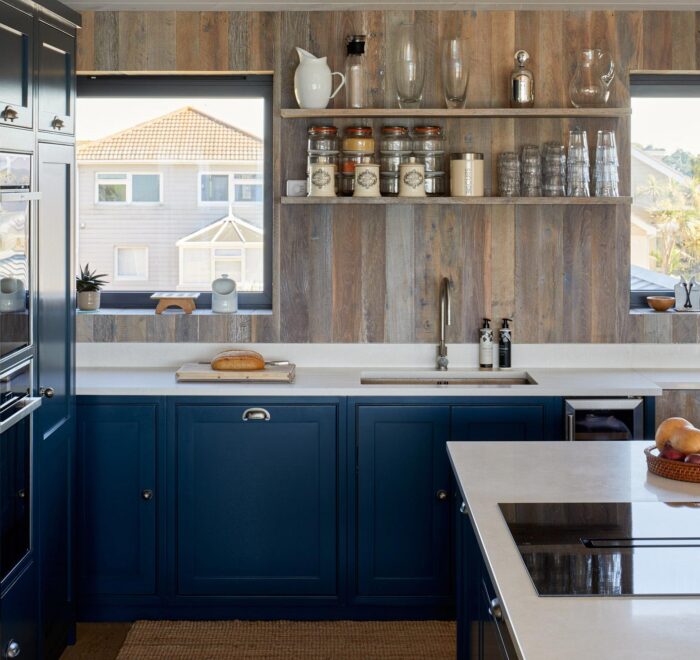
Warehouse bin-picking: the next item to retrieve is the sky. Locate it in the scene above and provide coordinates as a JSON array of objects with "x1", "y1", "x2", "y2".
[
  {"x1": 76, "y1": 97, "x2": 265, "y2": 141},
  {"x1": 631, "y1": 97, "x2": 700, "y2": 156}
]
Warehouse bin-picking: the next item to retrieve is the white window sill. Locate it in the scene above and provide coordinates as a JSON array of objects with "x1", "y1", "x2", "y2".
[{"x1": 77, "y1": 307, "x2": 272, "y2": 316}]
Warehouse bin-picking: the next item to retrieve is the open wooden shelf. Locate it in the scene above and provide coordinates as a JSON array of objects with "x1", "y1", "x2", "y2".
[
  {"x1": 280, "y1": 107, "x2": 631, "y2": 119},
  {"x1": 281, "y1": 196, "x2": 633, "y2": 206}
]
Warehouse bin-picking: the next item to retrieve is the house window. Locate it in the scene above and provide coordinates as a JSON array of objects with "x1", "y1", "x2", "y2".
[
  {"x1": 114, "y1": 246, "x2": 149, "y2": 281},
  {"x1": 630, "y1": 74, "x2": 700, "y2": 306},
  {"x1": 77, "y1": 74, "x2": 273, "y2": 309},
  {"x1": 96, "y1": 173, "x2": 161, "y2": 204}
]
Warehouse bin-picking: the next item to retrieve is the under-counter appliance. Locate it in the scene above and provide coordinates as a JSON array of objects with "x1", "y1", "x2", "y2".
[
  {"x1": 564, "y1": 398, "x2": 644, "y2": 441},
  {"x1": 0, "y1": 152, "x2": 38, "y2": 363},
  {"x1": 500, "y1": 502, "x2": 700, "y2": 596},
  {"x1": 0, "y1": 360, "x2": 40, "y2": 581}
]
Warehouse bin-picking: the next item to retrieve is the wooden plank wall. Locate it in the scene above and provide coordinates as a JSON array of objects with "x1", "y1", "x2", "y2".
[{"x1": 76, "y1": 10, "x2": 700, "y2": 344}]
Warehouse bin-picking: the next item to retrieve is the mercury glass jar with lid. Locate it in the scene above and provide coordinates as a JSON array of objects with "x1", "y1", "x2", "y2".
[
  {"x1": 413, "y1": 125, "x2": 446, "y2": 196},
  {"x1": 340, "y1": 126, "x2": 375, "y2": 195},
  {"x1": 379, "y1": 126, "x2": 411, "y2": 196},
  {"x1": 307, "y1": 125, "x2": 340, "y2": 193}
]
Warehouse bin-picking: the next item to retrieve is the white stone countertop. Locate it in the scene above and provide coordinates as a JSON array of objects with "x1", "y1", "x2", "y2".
[
  {"x1": 447, "y1": 440, "x2": 700, "y2": 660},
  {"x1": 75, "y1": 367, "x2": 665, "y2": 397}
]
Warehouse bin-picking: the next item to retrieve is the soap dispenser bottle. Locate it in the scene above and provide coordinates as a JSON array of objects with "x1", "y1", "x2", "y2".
[
  {"x1": 479, "y1": 318, "x2": 494, "y2": 370},
  {"x1": 499, "y1": 318, "x2": 512, "y2": 369}
]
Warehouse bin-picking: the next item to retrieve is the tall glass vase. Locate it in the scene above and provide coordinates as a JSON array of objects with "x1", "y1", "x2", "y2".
[
  {"x1": 441, "y1": 38, "x2": 469, "y2": 108},
  {"x1": 394, "y1": 24, "x2": 425, "y2": 109}
]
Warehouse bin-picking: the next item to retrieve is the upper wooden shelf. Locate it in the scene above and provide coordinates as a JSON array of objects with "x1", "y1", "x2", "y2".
[
  {"x1": 281, "y1": 196, "x2": 633, "y2": 206},
  {"x1": 280, "y1": 107, "x2": 631, "y2": 119}
]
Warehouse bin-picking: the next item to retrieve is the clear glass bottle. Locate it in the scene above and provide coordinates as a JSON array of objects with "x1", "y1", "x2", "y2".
[{"x1": 345, "y1": 35, "x2": 368, "y2": 109}]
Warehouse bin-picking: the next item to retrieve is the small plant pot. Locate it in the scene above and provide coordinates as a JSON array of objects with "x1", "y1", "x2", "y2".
[{"x1": 78, "y1": 291, "x2": 101, "y2": 311}]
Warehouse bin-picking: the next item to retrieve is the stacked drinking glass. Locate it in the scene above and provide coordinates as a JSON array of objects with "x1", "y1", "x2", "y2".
[
  {"x1": 542, "y1": 142, "x2": 567, "y2": 197},
  {"x1": 497, "y1": 152, "x2": 520, "y2": 197},
  {"x1": 594, "y1": 130, "x2": 619, "y2": 197},
  {"x1": 520, "y1": 145, "x2": 542, "y2": 197},
  {"x1": 567, "y1": 128, "x2": 590, "y2": 197}
]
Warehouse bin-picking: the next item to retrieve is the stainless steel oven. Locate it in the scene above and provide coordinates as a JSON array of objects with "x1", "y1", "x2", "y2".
[
  {"x1": 565, "y1": 398, "x2": 644, "y2": 441},
  {"x1": 0, "y1": 152, "x2": 39, "y2": 364},
  {"x1": 0, "y1": 360, "x2": 40, "y2": 581}
]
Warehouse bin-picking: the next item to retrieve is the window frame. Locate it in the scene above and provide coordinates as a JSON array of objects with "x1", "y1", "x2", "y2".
[
  {"x1": 77, "y1": 73, "x2": 273, "y2": 310},
  {"x1": 114, "y1": 245, "x2": 150, "y2": 282},
  {"x1": 95, "y1": 172, "x2": 163, "y2": 205},
  {"x1": 197, "y1": 171, "x2": 264, "y2": 206},
  {"x1": 629, "y1": 73, "x2": 700, "y2": 309}
]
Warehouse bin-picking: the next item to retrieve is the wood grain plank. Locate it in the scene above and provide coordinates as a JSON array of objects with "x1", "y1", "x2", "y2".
[
  {"x1": 385, "y1": 205, "x2": 415, "y2": 342},
  {"x1": 642, "y1": 11, "x2": 672, "y2": 70},
  {"x1": 656, "y1": 391, "x2": 700, "y2": 428},
  {"x1": 331, "y1": 207, "x2": 363, "y2": 342},
  {"x1": 76, "y1": 11, "x2": 95, "y2": 71},
  {"x1": 671, "y1": 12, "x2": 696, "y2": 70},
  {"x1": 93, "y1": 11, "x2": 119, "y2": 71},
  {"x1": 118, "y1": 13, "x2": 147, "y2": 70},
  {"x1": 175, "y1": 12, "x2": 200, "y2": 70},
  {"x1": 199, "y1": 12, "x2": 229, "y2": 71},
  {"x1": 360, "y1": 209, "x2": 387, "y2": 342},
  {"x1": 146, "y1": 12, "x2": 176, "y2": 70}
]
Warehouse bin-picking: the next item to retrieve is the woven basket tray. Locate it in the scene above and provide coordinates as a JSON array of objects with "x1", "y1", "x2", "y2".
[{"x1": 645, "y1": 445, "x2": 700, "y2": 484}]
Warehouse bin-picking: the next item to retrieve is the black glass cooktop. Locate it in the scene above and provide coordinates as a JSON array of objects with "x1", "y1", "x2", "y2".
[{"x1": 499, "y1": 502, "x2": 700, "y2": 596}]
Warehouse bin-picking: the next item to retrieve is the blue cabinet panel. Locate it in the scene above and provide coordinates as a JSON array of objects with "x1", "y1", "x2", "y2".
[
  {"x1": 0, "y1": 561, "x2": 37, "y2": 660},
  {"x1": 451, "y1": 403, "x2": 548, "y2": 442},
  {"x1": 76, "y1": 402, "x2": 157, "y2": 596},
  {"x1": 356, "y1": 405, "x2": 451, "y2": 600},
  {"x1": 175, "y1": 403, "x2": 338, "y2": 596}
]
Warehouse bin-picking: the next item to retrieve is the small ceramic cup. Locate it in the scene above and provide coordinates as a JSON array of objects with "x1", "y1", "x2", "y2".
[
  {"x1": 353, "y1": 163, "x2": 381, "y2": 198},
  {"x1": 398, "y1": 157, "x2": 426, "y2": 197},
  {"x1": 308, "y1": 160, "x2": 337, "y2": 197}
]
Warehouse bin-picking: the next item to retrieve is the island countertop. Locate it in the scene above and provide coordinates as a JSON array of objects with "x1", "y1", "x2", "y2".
[{"x1": 447, "y1": 440, "x2": 700, "y2": 660}]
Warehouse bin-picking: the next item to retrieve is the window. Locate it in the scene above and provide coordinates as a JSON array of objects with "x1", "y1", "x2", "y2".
[
  {"x1": 96, "y1": 173, "x2": 161, "y2": 204},
  {"x1": 198, "y1": 172, "x2": 263, "y2": 205},
  {"x1": 114, "y1": 246, "x2": 149, "y2": 281},
  {"x1": 630, "y1": 75, "x2": 700, "y2": 306},
  {"x1": 77, "y1": 74, "x2": 273, "y2": 309}
]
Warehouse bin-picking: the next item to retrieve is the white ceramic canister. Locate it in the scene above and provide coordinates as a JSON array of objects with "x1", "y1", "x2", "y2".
[
  {"x1": 450, "y1": 152, "x2": 485, "y2": 197},
  {"x1": 294, "y1": 47, "x2": 346, "y2": 109},
  {"x1": 353, "y1": 161, "x2": 381, "y2": 198},
  {"x1": 308, "y1": 157, "x2": 337, "y2": 197},
  {"x1": 398, "y1": 156, "x2": 426, "y2": 197},
  {"x1": 212, "y1": 274, "x2": 238, "y2": 313}
]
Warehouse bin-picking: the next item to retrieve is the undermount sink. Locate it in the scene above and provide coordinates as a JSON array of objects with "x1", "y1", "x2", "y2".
[{"x1": 360, "y1": 370, "x2": 536, "y2": 386}]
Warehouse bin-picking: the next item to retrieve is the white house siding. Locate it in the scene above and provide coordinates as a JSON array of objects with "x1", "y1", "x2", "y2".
[{"x1": 77, "y1": 161, "x2": 264, "y2": 291}]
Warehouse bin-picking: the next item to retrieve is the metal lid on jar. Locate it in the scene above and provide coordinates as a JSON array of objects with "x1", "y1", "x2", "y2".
[
  {"x1": 450, "y1": 152, "x2": 484, "y2": 160},
  {"x1": 414, "y1": 126, "x2": 443, "y2": 135},
  {"x1": 381, "y1": 126, "x2": 409, "y2": 136},
  {"x1": 308, "y1": 125, "x2": 338, "y2": 135},
  {"x1": 345, "y1": 126, "x2": 372, "y2": 137}
]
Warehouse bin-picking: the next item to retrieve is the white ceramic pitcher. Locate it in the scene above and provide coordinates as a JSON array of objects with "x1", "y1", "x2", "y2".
[{"x1": 294, "y1": 47, "x2": 345, "y2": 109}]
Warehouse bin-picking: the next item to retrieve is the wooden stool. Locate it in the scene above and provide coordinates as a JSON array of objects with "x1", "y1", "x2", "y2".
[{"x1": 151, "y1": 292, "x2": 200, "y2": 314}]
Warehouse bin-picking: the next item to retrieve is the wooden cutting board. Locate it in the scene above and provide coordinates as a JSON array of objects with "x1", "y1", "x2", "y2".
[{"x1": 176, "y1": 363, "x2": 296, "y2": 383}]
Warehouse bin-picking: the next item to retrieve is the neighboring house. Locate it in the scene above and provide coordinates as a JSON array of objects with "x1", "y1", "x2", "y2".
[
  {"x1": 77, "y1": 106, "x2": 264, "y2": 292},
  {"x1": 631, "y1": 145, "x2": 692, "y2": 272}
]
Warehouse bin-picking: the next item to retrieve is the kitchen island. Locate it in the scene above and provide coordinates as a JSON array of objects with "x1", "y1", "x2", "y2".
[{"x1": 448, "y1": 440, "x2": 700, "y2": 660}]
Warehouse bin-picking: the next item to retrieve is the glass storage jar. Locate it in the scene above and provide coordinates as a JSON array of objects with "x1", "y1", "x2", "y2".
[
  {"x1": 413, "y1": 125, "x2": 446, "y2": 195},
  {"x1": 307, "y1": 125, "x2": 339, "y2": 194},
  {"x1": 341, "y1": 126, "x2": 375, "y2": 195}
]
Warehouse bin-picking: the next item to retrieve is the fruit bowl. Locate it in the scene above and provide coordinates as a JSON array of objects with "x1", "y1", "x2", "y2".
[
  {"x1": 646, "y1": 296, "x2": 675, "y2": 312},
  {"x1": 645, "y1": 445, "x2": 700, "y2": 483}
]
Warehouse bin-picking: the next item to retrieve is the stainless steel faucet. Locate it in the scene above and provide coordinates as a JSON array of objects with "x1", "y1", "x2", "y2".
[{"x1": 437, "y1": 277, "x2": 451, "y2": 371}]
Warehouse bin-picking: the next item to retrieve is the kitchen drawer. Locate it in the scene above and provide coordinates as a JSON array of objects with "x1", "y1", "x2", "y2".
[
  {"x1": 37, "y1": 20, "x2": 75, "y2": 135},
  {"x1": 0, "y1": 1, "x2": 34, "y2": 130}
]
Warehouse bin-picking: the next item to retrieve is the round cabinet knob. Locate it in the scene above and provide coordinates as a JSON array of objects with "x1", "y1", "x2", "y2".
[
  {"x1": 40, "y1": 387, "x2": 55, "y2": 399},
  {"x1": 436, "y1": 489, "x2": 448, "y2": 502},
  {"x1": 6, "y1": 639, "x2": 21, "y2": 658},
  {"x1": 141, "y1": 489, "x2": 154, "y2": 501},
  {"x1": 489, "y1": 597, "x2": 503, "y2": 621}
]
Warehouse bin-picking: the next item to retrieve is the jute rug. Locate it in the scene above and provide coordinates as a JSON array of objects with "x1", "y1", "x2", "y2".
[{"x1": 117, "y1": 620, "x2": 456, "y2": 659}]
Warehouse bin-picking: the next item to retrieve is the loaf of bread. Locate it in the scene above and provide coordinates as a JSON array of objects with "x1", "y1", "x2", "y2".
[
  {"x1": 211, "y1": 349, "x2": 265, "y2": 371},
  {"x1": 655, "y1": 417, "x2": 700, "y2": 454}
]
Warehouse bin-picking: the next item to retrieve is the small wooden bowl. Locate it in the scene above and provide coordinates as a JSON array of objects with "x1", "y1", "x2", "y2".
[
  {"x1": 646, "y1": 296, "x2": 675, "y2": 312},
  {"x1": 645, "y1": 445, "x2": 700, "y2": 483}
]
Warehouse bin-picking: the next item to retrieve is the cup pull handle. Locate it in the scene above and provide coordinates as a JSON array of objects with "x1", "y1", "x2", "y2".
[
  {"x1": 329, "y1": 71, "x2": 346, "y2": 100},
  {"x1": 242, "y1": 408, "x2": 271, "y2": 422}
]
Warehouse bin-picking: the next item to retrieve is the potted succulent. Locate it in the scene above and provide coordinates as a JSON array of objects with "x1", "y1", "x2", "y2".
[{"x1": 76, "y1": 264, "x2": 108, "y2": 311}]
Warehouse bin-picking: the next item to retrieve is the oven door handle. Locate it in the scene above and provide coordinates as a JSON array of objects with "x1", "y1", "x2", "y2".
[
  {"x1": 0, "y1": 192, "x2": 42, "y2": 202},
  {"x1": 566, "y1": 412, "x2": 575, "y2": 442},
  {"x1": 0, "y1": 397, "x2": 41, "y2": 434}
]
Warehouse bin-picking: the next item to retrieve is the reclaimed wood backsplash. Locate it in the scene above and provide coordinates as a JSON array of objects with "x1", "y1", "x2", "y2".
[{"x1": 76, "y1": 10, "x2": 700, "y2": 344}]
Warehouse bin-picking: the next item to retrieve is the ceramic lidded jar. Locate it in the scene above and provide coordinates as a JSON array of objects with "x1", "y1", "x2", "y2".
[
  {"x1": 212, "y1": 274, "x2": 238, "y2": 313},
  {"x1": 399, "y1": 156, "x2": 426, "y2": 197}
]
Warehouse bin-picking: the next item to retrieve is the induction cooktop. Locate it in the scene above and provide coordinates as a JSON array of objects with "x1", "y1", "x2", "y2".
[{"x1": 499, "y1": 502, "x2": 700, "y2": 596}]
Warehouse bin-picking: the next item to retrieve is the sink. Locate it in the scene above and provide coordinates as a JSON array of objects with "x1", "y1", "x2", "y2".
[{"x1": 360, "y1": 370, "x2": 536, "y2": 386}]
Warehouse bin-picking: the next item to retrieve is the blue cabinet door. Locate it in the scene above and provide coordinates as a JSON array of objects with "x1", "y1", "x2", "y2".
[
  {"x1": 356, "y1": 405, "x2": 451, "y2": 600},
  {"x1": 0, "y1": 561, "x2": 37, "y2": 660},
  {"x1": 76, "y1": 402, "x2": 157, "y2": 596},
  {"x1": 175, "y1": 404, "x2": 337, "y2": 596},
  {"x1": 451, "y1": 403, "x2": 549, "y2": 442}
]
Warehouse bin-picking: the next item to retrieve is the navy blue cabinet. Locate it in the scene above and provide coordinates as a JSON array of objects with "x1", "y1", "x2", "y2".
[
  {"x1": 174, "y1": 402, "x2": 338, "y2": 597},
  {"x1": 451, "y1": 400, "x2": 557, "y2": 442},
  {"x1": 76, "y1": 401, "x2": 158, "y2": 597},
  {"x1": 355, "y1": 405, "x2": 452, "y2": 603},
  {"x1": 0, "y1": 561, "x2": 37, "y2": 660}
]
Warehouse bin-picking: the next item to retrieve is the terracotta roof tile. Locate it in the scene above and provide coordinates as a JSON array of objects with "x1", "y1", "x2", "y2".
[{"x1": 77, "y1": 106, "x2": 263, "y2": 162}]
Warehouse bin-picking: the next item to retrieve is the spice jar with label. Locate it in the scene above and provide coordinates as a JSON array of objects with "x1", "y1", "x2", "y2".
[
  {"x1": 354, "y1": 157, "x2": 381, "y2": 198},
  {"x1": 308, "y1": 155, "x2": 337, "y2": 197},
  {"x1": 379, "y1": 126, "x2": 411, "y2": 196},
  {"x1": 307, "y1": 125, "x2": 340, "y2": 194},
  {"x1": 413, "y1": 126, "x2": 446, "y2": 196},
  {"x1": 399, "y1": 156, "x2": 426, "y2": 198},
  {"x1": 340, "y1": 126, "x2": 375, "y2": 195},
  {"x1": 450, "y1": 152, "x2": 484, "y2": 197}
]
